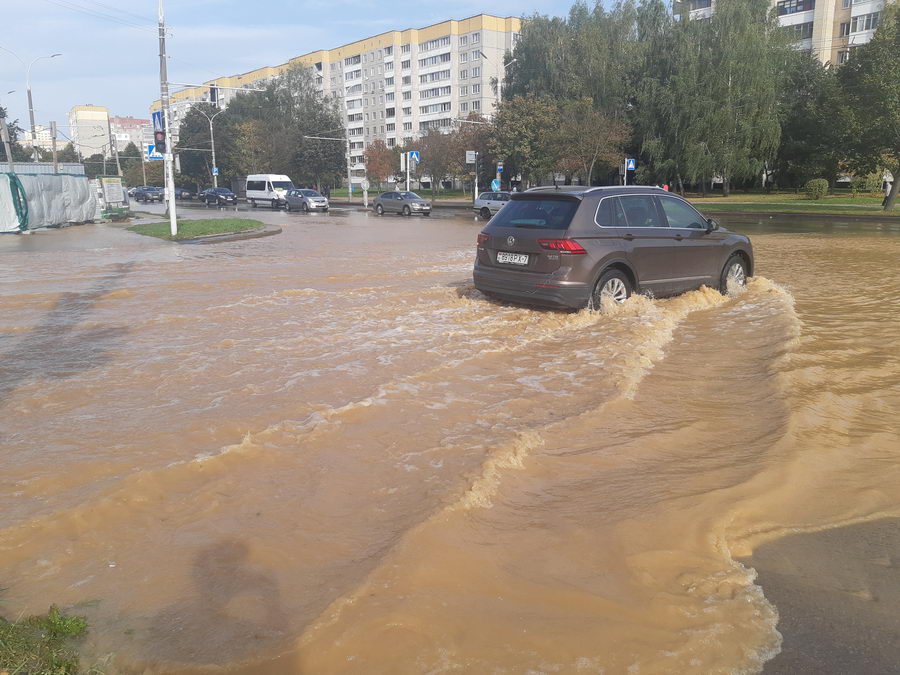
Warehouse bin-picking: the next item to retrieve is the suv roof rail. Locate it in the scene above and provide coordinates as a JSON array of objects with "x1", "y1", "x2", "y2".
[{"x1": 524, "y1": 184, "x2": 667, "y2": 194}]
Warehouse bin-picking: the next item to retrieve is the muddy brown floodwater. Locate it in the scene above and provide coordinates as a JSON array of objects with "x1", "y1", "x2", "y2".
[{"x1": 1, "y1": 207, "x2": 899, "y2": 674}]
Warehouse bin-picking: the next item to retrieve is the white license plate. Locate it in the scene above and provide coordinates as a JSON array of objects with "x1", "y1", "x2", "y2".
[{"x1": 497, "y1": 251, "x2": 529, "y2": 265}]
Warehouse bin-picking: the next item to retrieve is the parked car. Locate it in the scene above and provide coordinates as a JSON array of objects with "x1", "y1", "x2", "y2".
[
  {"x1": 372, "y1": 191, "x2": 432, "y2": 216},
  {"x1": 173, "y1": 187, "x2": 196, "y2": 200},
  {"x1": 199, "y1": 187, "x2": 238, "y2": 206},
  {"x1": 133, "y1": 186, "x2": 164, "y2": 202},
  {"x1": 127, "y1": 186, "x2": 139, "y2": 198},
  {"x1": 246, "y1": 174, "x2": 294, "y2": 208},
  {"x1": 473, "y1": 185, "x2": 752, "y2": 311},
  {"x1": 285, "y1": 189, "x2": 329, "y2": 212},
  {"x1": 474, "y1": 191, "x2": 511, "y2": 219}
]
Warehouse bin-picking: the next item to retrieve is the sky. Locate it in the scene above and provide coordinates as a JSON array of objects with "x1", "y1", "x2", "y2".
[{"x1": 1, "y1": 0, "x2": 568, "y2": 142}]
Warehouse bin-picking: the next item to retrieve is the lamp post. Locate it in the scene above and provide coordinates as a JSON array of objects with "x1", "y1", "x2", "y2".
[
  {"x1": 0, "y1": 48, "x2": 62, "y2": 162},
  {"x1": 478, "y1": 51, "x2": 516, "y2": 105},
  {"x1": 195, "y1": 106, "x2": 226, "y2": 187}
]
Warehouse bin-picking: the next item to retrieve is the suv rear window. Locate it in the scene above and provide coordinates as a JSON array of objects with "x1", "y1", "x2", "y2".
[{"x1": 489, "y1": 198, "x2": 579, "y2": 229}]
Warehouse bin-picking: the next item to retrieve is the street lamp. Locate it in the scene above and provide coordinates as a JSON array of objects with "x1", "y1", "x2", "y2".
[
  {"x1": 0, "y1": 48, "x2": 62, "y2": 162},
  {"x1": 194, "y1": 106, "x2": 226, "y2": 188},
  {"x1": 479, "y1": 51, "x2": 517, "y2": 104}
]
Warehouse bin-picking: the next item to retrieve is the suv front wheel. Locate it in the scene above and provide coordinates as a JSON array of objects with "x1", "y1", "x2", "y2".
[
  {"x1": 719, "y1": 254, "x2": 748, "y2": 295},
  {"x1": 590, "y1": 268, "x2": 632, "y2": 312}
]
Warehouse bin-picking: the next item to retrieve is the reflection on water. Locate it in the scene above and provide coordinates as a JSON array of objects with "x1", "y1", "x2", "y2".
[{"x1": 0, "y1": 212, "x2": 898, "y2": 673}]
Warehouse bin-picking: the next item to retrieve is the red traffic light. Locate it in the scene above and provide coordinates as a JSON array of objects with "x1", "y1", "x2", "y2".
[{"x1": 154, "y1": 130, "x2": 167, "y2": 152}]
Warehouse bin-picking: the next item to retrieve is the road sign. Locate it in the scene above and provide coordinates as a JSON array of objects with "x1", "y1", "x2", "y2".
[
  {"x1": 152, "y1": 111, "x2": 164, "y2": 132},
  {"x1": 212, "y1": 167, "x2": 219, "y2": 176},
  {"x1": 361, "y1": 178, "x2": 370, "y2": 191},
  {"x1": 491, "y1": 178, "x2": 501, "y2": 191},
  {"x1": 626, "y1": 158, "x2": 636, "y2": 170},
  {"x1": 146, "y1": 144, "x2": 163, "y2": 161},
  {"x1": 497, "y1": 161, "x2": 504, "y2": 173},
  {"x1": 466, "y1": 150, "x2": 477, "y2": 164},
  {"x1": 409, "y1": 151, "x2": 420, "y2": 163}
]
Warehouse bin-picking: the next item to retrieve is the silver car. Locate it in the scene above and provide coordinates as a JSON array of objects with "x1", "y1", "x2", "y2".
[
  {"x1": 285, "y1": 189, "x2": 329, "y2": 212},
  {"x1": 373, "y1": 191, "x2": 432, "y2": 216},
  {"x1": 474, "y1": 191, "x2": 511, "y2": 219}
]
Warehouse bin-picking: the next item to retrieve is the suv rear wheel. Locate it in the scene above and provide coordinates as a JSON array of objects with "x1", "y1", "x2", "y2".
[{"x1": 590, "y1": 268, "x2": 632, "y2": 312}]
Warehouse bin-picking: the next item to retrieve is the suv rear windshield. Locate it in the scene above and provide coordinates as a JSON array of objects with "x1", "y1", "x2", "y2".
[{"x1": 488, "y1": 198, "x2": 579, "y2": 229}]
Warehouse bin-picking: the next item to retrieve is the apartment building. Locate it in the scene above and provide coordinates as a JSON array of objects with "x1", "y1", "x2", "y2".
[
  {"x1": 679, "y1": 0, "x2": 893, "y2": 64},
  {"x1": 109, "y1": 116, "x2": 153, "y2": 155},
  {"x1": 67, "y1": 105, "x2": 109, "y2": 158},
  {"x1": 150, "y1": 14, "x2": 521, "y2": 185}
]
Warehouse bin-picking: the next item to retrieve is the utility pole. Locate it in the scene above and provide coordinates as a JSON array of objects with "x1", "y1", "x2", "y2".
[
  {"x1": 346, "y1": 136, "x2": 351, "y2": 204},
  {"x1": 106, "y1": 116, "x2": 122, "y2": 177},
  {"x1": 158, "y1": 0, "x2": 177, "y2": 236},
  {"x1": 50, "y1": 121, "x2": 58, "y2": 173},
  {"x1": 405, "y1": 152, "x2": 410, "y2": 192}
]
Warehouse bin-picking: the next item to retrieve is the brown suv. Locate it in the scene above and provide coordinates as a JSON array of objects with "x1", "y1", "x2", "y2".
[{"x1": 473, "y1": 186, "x2": 752, "y2": 309}]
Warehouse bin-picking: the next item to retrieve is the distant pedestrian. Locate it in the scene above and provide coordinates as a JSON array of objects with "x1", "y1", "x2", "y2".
[
  {"x1": 663, "y1": 184, "x2": 670, "y2": 191},
  {"x1": 883, "y1": 180, "x2": 892, "y2": 207}
]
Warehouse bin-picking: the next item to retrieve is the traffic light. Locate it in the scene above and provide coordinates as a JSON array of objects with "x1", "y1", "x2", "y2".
[{"x1": 154, "y1": 129, "x2": 167, "y2": 153}]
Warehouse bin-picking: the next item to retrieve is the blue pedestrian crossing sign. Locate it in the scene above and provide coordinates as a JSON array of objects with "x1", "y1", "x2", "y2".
[
  {"x1": 146, "y1": 144, "x2": 164, "y2": 160},
  {"x1": 409, "y1": 151, "x2": 420, "y2": 163},
  {"x1": 212, "y1": 167, "x2": 219, "y2": 176},
  {"x1": 626, "y1": 158, "x2": 636, "y2": 170},
  {"x1": 491, "y1": 178, "x2": 501, "y2": 191},
  {"x1": 152, "y1": 111, "x2": 164, "y2": 132}
]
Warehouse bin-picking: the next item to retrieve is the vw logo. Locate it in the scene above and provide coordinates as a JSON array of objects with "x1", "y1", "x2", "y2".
[{"x1": 507, "y1": 235, "x2": 516, "y2": 247}]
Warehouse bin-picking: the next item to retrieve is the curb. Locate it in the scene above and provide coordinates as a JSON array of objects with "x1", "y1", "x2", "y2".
[
  {"x1": 702, "y1": 210, "x2": 900, "y2": 223},
  {"x1": 177, "y1": 225, "x2": 283, "y2": 244}
]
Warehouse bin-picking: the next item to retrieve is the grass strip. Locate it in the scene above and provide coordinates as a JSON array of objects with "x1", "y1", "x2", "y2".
[
  {"x1": 0, "y1": 605, "x2": 87, "y2": 674},
  {"x1": 127, "y1": 218, "x2": 264, "y2": 241},
  {"x1": 691, "y1": 201, "x2": 899, "y2": 217}
]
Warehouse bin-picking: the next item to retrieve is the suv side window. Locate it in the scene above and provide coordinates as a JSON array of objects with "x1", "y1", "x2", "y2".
[
  {"x1": 595, "y1": 197, "x2": 615, "y2": 227},
  {"x1": 659, "y1": 196, "x2": 706, "y2": 229},
  {"x1": 619, "y1": 195, "x2": 664, "y2": 228}
]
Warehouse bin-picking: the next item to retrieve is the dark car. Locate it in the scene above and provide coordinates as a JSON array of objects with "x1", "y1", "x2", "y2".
[
  {"x1": 174, "y1": 187, "x2": 196, "y2": 200},
  {"x1": 372, "y1": 191, "x2": 431, "y2": 216},
  {"x1": 473, "y1": 186, "x2": 752, "y2": 311},
  {"x1": 133, "y1": 186, "x2": 164, "y2": 202},
  {"x1": 199, "y1": 188, "x2": 238, "y2": 206}
]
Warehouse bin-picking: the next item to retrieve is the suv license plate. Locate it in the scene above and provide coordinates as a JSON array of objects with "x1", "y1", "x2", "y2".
[{"x1": 497, "y1": 251, "x2": 528, "y2": 265}]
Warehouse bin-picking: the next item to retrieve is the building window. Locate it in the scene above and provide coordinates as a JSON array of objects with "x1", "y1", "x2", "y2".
[
  {"x1": 776, "y1": 0, "x2": 815, "y2": 15},
  {"x1": 386, "y1": 93, "x2": 395, "y2": 101},
  {"x1": 402, "y1": 75, "x2": 411, "y2": 85},
  {"x1": 851, "y1": 12, "x2": 880, "y2": 32},
  {"x1": 689, "y1": 0, "x2": 712, "y2": 8},
  {"x1": 421, "y1": 85, "x2": 452, "y2": 99},
  {"x1": 460, "y1": 69, "x2": 468, "y2": 79},
  {"x1": 460, "y1": 52, "x2": 468, "y2": 63},
  {"x1": 384, "y1": 46, "x2": 393, "y2": 56},
  {"x1": 386, "y1": 107, "x2": 395, "y2": 117},
  {"x1": 838, "y1": 49, "x2": 850, "y2": 63},
  {"x1": 419, "y1": 118, "x2": 453, "y2": 131},
  {"x1": 459, "y1": 35, "x2": 468, "y2": 46},
  {"x1": 471, "y1": 32, "x2": 480, "y2": 43},
  {"x1": 403, "y1": 122, "x2": 413, "y2": 131},
  {"x1": 385, "y1": 77, "x2": 394, "y2": 86},
  {"x1": 403, "y1": 91, "x2": 412, "y2": 100},
  {"x1": 401, "y1": 60, "x2": 411, "y2": 70},
  {"x1": 420, "y1": 69, "x2": 451, "y2": 84},
  {"x1": 787, "y1": 21, "x2": 814, "y2": 40},
  {"x1": 419, "y1": 36, "x2": 451, "y2": 51},
  {"x1": 839, "y1": 22, "x2": 850, "y2": 37},
  {"x1": 401, "y1": 44, "x2": 411, "y2": 53},
  {"x1": 470, "y1": 50, "x2": 480, "y2": 60},
  {"x1": 387, "y1": 138, "x2": 395, "y2": 147},
  {"x1": 403, "y1": 106, "x2": 411, "y2": 115},
  {"x1": 472, "y1": 67, "x2": 480, "y2": 77},
  {"x1": 472, "y1": 83, "x2": 481, "y2": 94},
  {"x1": 344, "y1": 55, "x2": 361, "y2": 66},
  {"x1": 419, "y1": 52, "x2": 452, "y2": 68},
  {"x1": 385, "y1": 61, "x2": 394, "y2": 71},
  {"x1": 472, "y1": 100, "x2": 480, "y2": 111},
  {"x1": 460, "y1": 85, "x2": 468, "y2": 96},
  {"x1": 420, "y1": 102, "x2": 452, "y2": 114},
  {"x1": 386, "y1": 123, "x2": 395, "y2": 131},
  {"x1": 460, "y1": 102, "x2": 469, "y2": 112}
]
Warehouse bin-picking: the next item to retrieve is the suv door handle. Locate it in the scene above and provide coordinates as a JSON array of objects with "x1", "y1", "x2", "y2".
[
  {"x1": 623, "y1": 233, "x2": 635, "y2": 240},
  {"x1": 674, "y1": 234, "x2": 684, "y2": 241}
]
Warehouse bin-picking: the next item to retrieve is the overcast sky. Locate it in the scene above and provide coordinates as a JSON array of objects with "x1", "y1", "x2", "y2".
[{"x1": 1, "y1": 0, "x2": 567, "y2": 137}]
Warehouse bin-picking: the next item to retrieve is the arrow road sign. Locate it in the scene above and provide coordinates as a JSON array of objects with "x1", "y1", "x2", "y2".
[
  {"x1": 491, "y1": 178, "x2": 501, "y2": 191},
  {"x1": 626, "y1": 158, "x2": 636, "y2": 170}
]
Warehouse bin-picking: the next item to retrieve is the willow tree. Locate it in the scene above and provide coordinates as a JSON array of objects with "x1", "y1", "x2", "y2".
[{"x1": 697, "y1": 0, "x2": 785, "y2": 195}]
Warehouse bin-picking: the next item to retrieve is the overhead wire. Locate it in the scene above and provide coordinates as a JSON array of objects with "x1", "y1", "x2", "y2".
[{"x1": 37, "y1": 0, "x2": 157, "y2": 33}]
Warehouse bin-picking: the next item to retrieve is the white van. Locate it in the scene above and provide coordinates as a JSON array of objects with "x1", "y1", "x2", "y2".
[{"x1": 246, "y1": 174, "x2": 295, "y2": 208}]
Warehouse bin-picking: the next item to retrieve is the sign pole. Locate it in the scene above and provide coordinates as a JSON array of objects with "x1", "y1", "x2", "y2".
[
  {"x1": 623, "y1": 157, "x2": 627, "y2": 186},
  {"x1": 50, "y1": 121, "x2": 58, "y2": 174},
  {"x1": 406, "y1": 152, "x2": 410, "y2": 192},
  {"x1": 158, "y1": 0, "x2": 177, "y2": 236}
]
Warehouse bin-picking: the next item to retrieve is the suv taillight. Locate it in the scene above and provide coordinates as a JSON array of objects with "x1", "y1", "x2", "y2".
[
  {"x1": 538, "y1": 239, "x2": 587, "y2": 254},
  {"x1": 477, "y1": 233, "x2": 489, "y2": 246}
]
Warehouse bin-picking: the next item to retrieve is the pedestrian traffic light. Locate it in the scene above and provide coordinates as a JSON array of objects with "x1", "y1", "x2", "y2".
[{"x1": 154, "y1": 129, "x2": 167, "y2": 153}]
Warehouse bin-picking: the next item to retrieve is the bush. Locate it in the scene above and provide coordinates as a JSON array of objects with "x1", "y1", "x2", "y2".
[
  {"x1": 805, "y1": 178, "x2": 829, "y2": 200},
  {"x1": 850, "y1": 173, "x2": 883, "y2": 197}
]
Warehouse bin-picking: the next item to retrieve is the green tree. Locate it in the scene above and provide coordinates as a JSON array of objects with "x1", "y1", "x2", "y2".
[
  {"x1": 413, "y1": 129, "x2": 455, "y2": 198},
  {"x1": 490, "y1": 95, "x2": 559, "y2": 187},
  {"x1": 176, "y1": 102, "x2": 217, "y2": 185},
  {"x1": 554, "y1": 98, "x2": 630, "y2": 184},
  {"x1": 838, "y1": 5, "x2": 900, "y2": 210},
  {"x1": 57, "y1": 142, "x2": 78, "y2": 163},
  {"x1": 82, "y1": 153, "x2": 109, "y2": 179}
]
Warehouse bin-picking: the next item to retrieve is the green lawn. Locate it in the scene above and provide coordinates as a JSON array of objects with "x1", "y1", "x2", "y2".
[
  {"x1": 691, "y1": 201, "x2": 898, "y2": 217},
  {"x1": 0, "y1": 605, "x2": 88, "y2": 675},
  {"x1": 128, "y1": 218, "x2": 264, "y2": 241}
]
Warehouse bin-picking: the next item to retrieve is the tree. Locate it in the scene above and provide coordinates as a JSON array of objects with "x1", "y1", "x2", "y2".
[
  {"x1": 124, "y1": 159, "x2": 163, "y2": 187},
  {"x1": 176, "y1": 102, "x2": 217, "y2": 185},
  {"x1": 553, "y1": 98, "x2": 630, "y2": 184},
  {"x1": 448, "y1": 114, "x2": 497, "y2": 195},
  {"x1": 838, "y1": 5, "x2": 900, "y2": 210},
  {"x1": 0, "y1": 106, "x2": 28, "y2": 162},
  {"x1": 363, "y1": 139, "x2": 395, "y2": 186},
  {"x1": 57, "y1": 142, "x2": 78, "y2": 163},
  {"x1": 82, "y1": 153, "x2": 109, "y2": 179},
  {"x1": 490, "y1": 95, "x2": 559, "y2": 187},
  {"x1": 414, "y1": 129, "x2": 455, "y2": 198}
]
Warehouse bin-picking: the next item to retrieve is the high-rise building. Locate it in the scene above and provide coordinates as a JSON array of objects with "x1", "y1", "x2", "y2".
[
  {"x1": 150, "y1": 14, "x2": 521, "y2": 186},
  {"x1": 109, "y1": 116, "x2": 152, "y2": 155},
  {"x1": 67, "y1": 105, "x2": 109, "y2": 158},
  {"x1": 677, "y1": 0, "x2": 894, "y2": 64}
]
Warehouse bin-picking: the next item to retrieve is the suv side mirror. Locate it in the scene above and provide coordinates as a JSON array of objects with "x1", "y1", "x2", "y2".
[{"x1": 706, "y1": 218, "x2": 719, "y2": 233}]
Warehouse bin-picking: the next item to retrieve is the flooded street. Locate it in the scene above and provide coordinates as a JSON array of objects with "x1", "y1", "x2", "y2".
[{"x1": 1, "y1": 206, "x2": 899, "y2": 673}]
